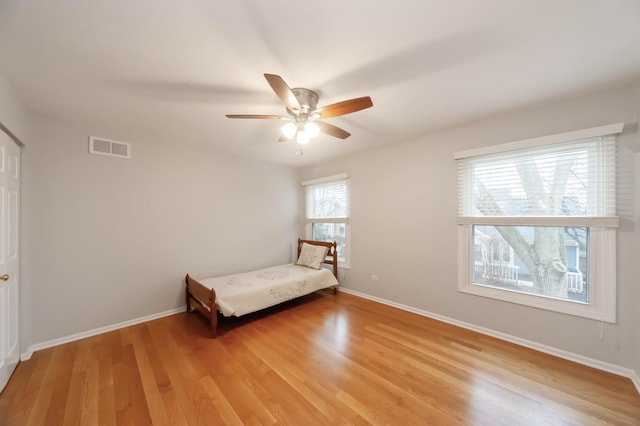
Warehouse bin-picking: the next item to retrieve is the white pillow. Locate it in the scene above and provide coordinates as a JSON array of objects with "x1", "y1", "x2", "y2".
[{"x1": 296, "y1": 243, "x2": 329, "y2": 270}]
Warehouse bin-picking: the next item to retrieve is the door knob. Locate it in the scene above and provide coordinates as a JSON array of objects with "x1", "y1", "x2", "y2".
[{"x1": 0, "y1": 274, "x2": 8, "y2": 281}]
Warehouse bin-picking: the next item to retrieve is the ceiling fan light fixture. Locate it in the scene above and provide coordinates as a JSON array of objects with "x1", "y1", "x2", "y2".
[
  {"x1": 297, "y1": 131, "x2": 310, "y2": 145},
  {"x1": 304, "y1": 122, "x2": 320, "y2": 138},
  {"x1": 281, "y1": 122, "x2": 297, "y2": 139}
]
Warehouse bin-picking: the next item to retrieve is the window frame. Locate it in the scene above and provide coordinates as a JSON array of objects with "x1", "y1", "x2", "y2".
[
  {"x1": 302, "y1": 173, "x2": 351, "y2": 269},
  {"x1": 457, "y1": 224, "x2": 616, "y2": 322},
  {"x1": 454, "y1": 124, "x2": 623, "y2": 323}
]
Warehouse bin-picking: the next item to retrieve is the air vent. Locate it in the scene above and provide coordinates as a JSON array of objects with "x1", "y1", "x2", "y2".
[{"x1": 89, "y1": 136, "x2": 131, "y2": 159}]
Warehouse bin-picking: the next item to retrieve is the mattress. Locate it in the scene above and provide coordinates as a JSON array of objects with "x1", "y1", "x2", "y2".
[{"x1": 197, "y1": 263, "x2": 338, "y2": 317}]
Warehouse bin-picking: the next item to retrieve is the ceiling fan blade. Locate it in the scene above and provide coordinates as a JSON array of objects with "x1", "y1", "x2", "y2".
[
  {"x1": 316, "y1": 96, "x2": 373, "y2": 119},
  {"x1": 264, "y1": 74, "x2": 301, "y2": 112},
  {"x1": 225, "y1": 114, "x2": 287, "y2": 119},
  {"x1": 316, "y1": 121, "x2": 351, "y2": 139}
]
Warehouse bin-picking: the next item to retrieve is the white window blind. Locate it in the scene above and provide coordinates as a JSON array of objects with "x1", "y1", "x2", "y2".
[
  {"x1": 457, "y1": 135, "x2": 618, "y2": 227},
  {"x1": 304, "y1": 175, "x2": 350, "y2": 223}
]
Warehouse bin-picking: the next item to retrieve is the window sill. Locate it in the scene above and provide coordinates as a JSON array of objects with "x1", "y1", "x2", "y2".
[{"x1": 458, "y1": 282, "x2": 615, "y2": 323}]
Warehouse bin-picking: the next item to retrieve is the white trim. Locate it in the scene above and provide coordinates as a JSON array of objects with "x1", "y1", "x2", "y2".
[
  {"x1": 337, "y1": 287, "x2": 639, "y2": 396},
  {"x1": 631, "y1": 371, "x2": 640, "y2": 396},
  {"x1": 456, "y1": 216, "x2": 619, "y2": 228},
  {"x1": 453, "y1": 123, "x2": 624, "y2": 159},
  {"x1": 20, "y1": 307, "x2": 184, "y2": 361},
  {"x1": 301, "y1": 172, "x2": 349, "y2": 186}
]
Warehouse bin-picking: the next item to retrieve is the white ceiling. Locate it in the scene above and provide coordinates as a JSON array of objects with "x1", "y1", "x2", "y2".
[{"x1": 1, "y1": 0, "x2": 639, "y2": 167}]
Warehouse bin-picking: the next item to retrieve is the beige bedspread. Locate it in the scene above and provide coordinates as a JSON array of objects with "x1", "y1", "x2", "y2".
[{"x1": 197, "y1": 263, "x2": 338, "y2": 317}]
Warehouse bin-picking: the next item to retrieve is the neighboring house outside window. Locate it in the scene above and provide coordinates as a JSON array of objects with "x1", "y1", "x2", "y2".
[
  {"x1": 302, "y1": 173, "x2": 350, "y2": 268},
  {"x1": 455, "y1": 124, "x2": 623, "y2": 322}
]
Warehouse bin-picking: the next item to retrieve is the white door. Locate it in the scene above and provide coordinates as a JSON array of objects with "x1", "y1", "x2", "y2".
[{"x1": 0, "y1": 130, "x2": 20, "y2": 392}]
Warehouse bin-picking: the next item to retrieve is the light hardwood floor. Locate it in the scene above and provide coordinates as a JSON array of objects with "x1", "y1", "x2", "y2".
[{"x1": 1, "y1": 291, "x2": 639, "y2": 425}]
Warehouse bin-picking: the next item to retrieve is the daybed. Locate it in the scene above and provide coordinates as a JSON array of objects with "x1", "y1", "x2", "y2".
[{"x1": 185, "y1": 239, "x2": 339, "y2": 337}]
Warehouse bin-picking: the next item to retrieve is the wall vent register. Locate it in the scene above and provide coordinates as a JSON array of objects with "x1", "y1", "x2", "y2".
[{"x1": 89, "y1": 136, "x2": 131, "y2": 159}]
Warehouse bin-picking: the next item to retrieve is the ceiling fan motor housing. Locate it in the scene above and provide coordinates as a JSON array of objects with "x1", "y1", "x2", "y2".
[{"x1": 288, "y1": 87, "x2": 319, "y2": 116}]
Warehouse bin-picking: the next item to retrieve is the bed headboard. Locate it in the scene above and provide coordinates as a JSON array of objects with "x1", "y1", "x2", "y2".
[{"x1": 297, "y1": 238, "x2": 339, "y2": 279}]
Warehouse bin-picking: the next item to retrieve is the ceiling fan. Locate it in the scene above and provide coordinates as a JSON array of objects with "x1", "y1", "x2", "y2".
[{"x1": 226, "y1": 74, "x2": 373, "y2": 150}]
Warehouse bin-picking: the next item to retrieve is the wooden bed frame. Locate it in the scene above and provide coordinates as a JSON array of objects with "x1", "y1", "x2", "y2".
[{"x1": 185, "y1": 239, "x2": 339, "y2": 337}]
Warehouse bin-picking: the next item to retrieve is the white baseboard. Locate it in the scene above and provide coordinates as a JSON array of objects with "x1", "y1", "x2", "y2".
[
  {"x1": 20, "y1": 307, "x2": 184, "y2": 361},
  {"x1": 338, "y1": 288, "x2": 640, "y2": 396},
  {"x1": 631, "y1": 370, "x2": 640, "y2": 396}
]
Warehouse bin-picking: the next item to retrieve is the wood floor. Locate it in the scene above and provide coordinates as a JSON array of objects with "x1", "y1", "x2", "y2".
[{"x1": 1, "y1": 291, "x2": 639, "y2": 425}]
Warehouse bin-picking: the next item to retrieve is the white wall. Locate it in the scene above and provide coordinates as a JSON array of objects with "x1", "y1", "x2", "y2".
[
  {"x1": 301, "y1": 83, "x2": 640, "y2": 371},
  {"x1": 0, "y1": 73, "x2": 30, "y2": 143},
  {"x1": 22, "y1": 114, "x2": 300, "y2": 345}
]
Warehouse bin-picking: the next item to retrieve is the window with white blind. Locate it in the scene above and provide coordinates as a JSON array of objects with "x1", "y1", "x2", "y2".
[
  {"x1": 454, "y1": 124, "x2": 623, "y2": 322},
  {"x1": 302, "y1": 173, "x2": 350, "y2": 267}
]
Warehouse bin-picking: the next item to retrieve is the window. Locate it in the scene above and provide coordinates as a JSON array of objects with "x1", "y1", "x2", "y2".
[
  {"x1": 455, "y1": 124, "x2": 623, "y2": 322},
  {"x1": 302, "y1": 173, "x2": 350, "y2": 267}
]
